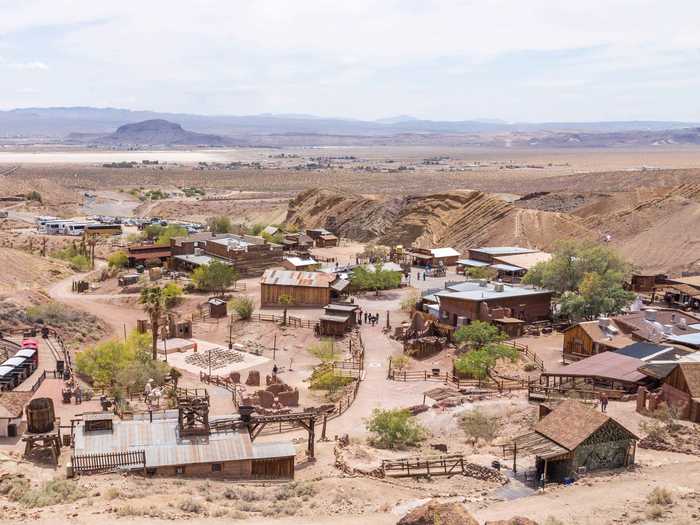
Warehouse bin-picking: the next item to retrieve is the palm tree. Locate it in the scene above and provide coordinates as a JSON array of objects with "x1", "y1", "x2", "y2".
[
  {"x1": 278, "y1": 293, "x2": 294, "y2": 326},
  {"x1": 140, "y1": 286, "x2": 166, "y2": 360}
]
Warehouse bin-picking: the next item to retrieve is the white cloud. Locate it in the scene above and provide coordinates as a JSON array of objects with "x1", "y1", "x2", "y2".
[{"x1": 0, "y1": 1, "x2": 699, "y2": 120}]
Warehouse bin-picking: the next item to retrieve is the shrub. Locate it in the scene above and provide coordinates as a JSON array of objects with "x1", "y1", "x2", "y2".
[
  {"x1": 639, "y1": 418, "x2": 667, "y2": 441},
  {"x1": 229, "y1": 296, "x2": 254, "y2": 320},
  {"x1": 207, "y1": 215, "x2": 232, "y2": 233},
  {"x1": 523, "y1": 362, "x2": 538, "y2": 372},
  {"x1": 68, "y1": 254, "x2": 91, "y2": 271},
  {"x1": 453, "y1": 344, "x2": 518, "y2": 380},
  {"x1": 400, "y1": 292, "x2": 420, "y2": 313},
  {"x1": 308, "y1": 339, "x2": 339, "y2": 363},
  {"x1": 107, "y1": 251, "x2": 128, "y2": 268},
  {"x1": 391, "y1": 354, "x2": 409, "y2": 371},
  {"x1": 647, "y1": 487, "x2": 673, "y2": 506},
  {"x1": 365, "y1": 408, "x2": 427, "y2": 449},
  {"x1": 309, "y1": 367, "x2": 353, "y2": 394},
  {"x1": 162, "y1": 282, "x2": 183, "y2": 307},
  {"x1": 104, "y1": 487, "x2": 121, "y2": 500},
  {"x1": 0, "y1": 476, "x2": 30, "y2": 500},
  {"x1": 26, "y1": 190, "x2": 42, "y2": 203},
  {"x1": 192, "y1": 260, "x2": 239, "y2": 296},
  {"x1": 19, "y1": 479, "x2": 85, "y2": 507},
  {"x1": 543, "y1": 518, "x2": 565, "y2": 525},
  {"x1": 645, "y1": 504, "x2": 664, "y2": 520},
  {"x1": 179, "y1": 497, "x2": 205, "y2": 514},
  {"x1": 462, "y1": 409, "x2": 498, "y2": 442}
]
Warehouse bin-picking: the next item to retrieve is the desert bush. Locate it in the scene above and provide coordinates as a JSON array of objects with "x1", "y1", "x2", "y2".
[
  {"x1": 0, "y1": 476, "x2": 30, "y2": 500},
  {"x1": 462, "y1": 409, "x2": 498, "y2": 442},
  {"x1": 639, "y1": 418, "x2": 667, "y2": 441},
  {"x1": 207, "y1": 215, "x2": 232, "y2": 233},
  {"x1": 391, "y1": 354, "x2": 409, "y2": 371},
  {"x1": 308, "y1": 339, "x2": 339, "y2": 363},
  {"x1": 366, "y1": 408, "x2": 427, "y2": 449},
  {"x1": 26, "y1": 190, "x2": 42, "y2": 203},
  {"x1": 163, "y1": 282, "x2": 184, "y2": 307},
  {"x1": 400, "y1": 292, "x2": 421, "y2": 312},
  {"x1": 309, "y1": 366, "x2": 353, "y2": 395},
  {"x1": 179, "y1": 497, "x2": 205, "y2": 514},
  {"x1": 274, "y1": 482, "x2": 316, "y2": 500},
  {"x1": 645, "y1": 504, "x2": 664, "y2": 520},
  {"x1": 229, "y1": 296, "x2": 254, "y2": 320},
  {"x1": 647, "y1": 487, "x2": 673, "y2": 506},
  {"x1": 26, "y1": 301, "x2": 82, "y2": 325},
  {"x1": 523, "y1": 362, "x2": 538, "y2": 372},
  {"x1": 20, "y1": 479, "x2": 85, "y2": 507},
  {"x1": 107, "y1": 251, "x2": 128, "y2": 268},
  {"x1": 104, "y1": 487, "x2": 121, "y2": 500}
]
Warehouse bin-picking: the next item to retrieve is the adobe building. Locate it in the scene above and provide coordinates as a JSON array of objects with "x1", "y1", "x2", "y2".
[{"x1": 434, "y1": 280, "x2": 552, "y2": 326}]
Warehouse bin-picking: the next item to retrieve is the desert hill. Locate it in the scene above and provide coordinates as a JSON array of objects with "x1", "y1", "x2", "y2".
[
  {"x1": 285, "y1": 186, "x2": 700, "y2": 274},
  {"x1": 71, "y1": 119, "x2": 236, "y2": 147}
]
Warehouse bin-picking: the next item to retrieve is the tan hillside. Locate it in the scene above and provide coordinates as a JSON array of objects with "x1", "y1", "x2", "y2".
[{"x1": 0, "y1": 247, "x2": 73, "y2": 295}]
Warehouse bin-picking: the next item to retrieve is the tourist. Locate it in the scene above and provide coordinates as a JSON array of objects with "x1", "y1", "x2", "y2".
[{"x1": 600, "y1": 393, "x2": 609, "y2": 413}]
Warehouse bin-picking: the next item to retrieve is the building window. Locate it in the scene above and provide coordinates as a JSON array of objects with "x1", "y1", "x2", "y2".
[
  {"x1": 211, "y1": 463, "x2": 222, "y2": 472},
  {"x1": 175, "y1": 466, "x2": 185, "y2": 476}
]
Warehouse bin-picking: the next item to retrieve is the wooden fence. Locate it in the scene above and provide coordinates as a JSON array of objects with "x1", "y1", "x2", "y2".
[
  {"x1": 72, "y1": 449, "x2": 146, "y2": 474},
  {"x1": 382, "y1": 454, "x2": 465, "y2": 477},
  {"x1": 507, "y1": 340, "x2": 544, "y2": 371},
  {"x1": 387, "y1": 367, "x2": 530, "y2": 392}
]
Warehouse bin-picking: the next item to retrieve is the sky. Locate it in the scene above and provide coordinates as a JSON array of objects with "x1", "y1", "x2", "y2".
[{"x1": 1, "y1": 1, "x2": 700, "y2": 122}]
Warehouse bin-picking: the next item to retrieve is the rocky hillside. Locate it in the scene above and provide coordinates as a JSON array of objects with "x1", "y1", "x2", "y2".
[
  {"x1": 286, "y1": 185, "x2": 700, "y2": 274},
  {"x1": 286, "y1": 188, "x2": 597, "y2": 251}
]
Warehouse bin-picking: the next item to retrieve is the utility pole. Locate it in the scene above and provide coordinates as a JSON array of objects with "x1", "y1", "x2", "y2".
[
  {"x1": 228, "y1": 315, "x2": 233, "y2": 350},
  {"x1": 273, "y1": 334, "x2": 277, "y2": 362}
]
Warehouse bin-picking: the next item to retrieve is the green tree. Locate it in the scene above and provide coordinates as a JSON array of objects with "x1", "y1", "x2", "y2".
[
  {"x1": 26, "y1": 190, "x2": 42, "y2": 203},
  {"x1": 229, "y1": 296, "x2": 255, "y2": 320},
  {"x1": 278, "y1": 293, "x2": 294, "y2": 325},
  {"x1": 162, "y1": 282, "x2": 183, "y2": 307},
  {"x1": 453, "y1": 345, "x2": 518, "y2": 380},
  {"x1": 467, "y1": 266, "x2": 498, "y2": 280},
  {"x1": 156, "y1": 224, "x2": 188, "y2": 244},
  {"x1": 365, "y1": 408, "x2": 427, "y2": 449},
  {"x1": 139, "y1": 286, "x2": 167, "y2": 360},
  {"x1": 75, "y1": 339, "x2": 135, "y2": 389},
  {"x1": 453, "y1": 320, "x2": 507, "y2": 350},
  {"x1": 351, "y1": 264, "x2": 401, "y2": 295},
  {"x1": 522, "y1": 240, "x2": 635, "y2": 321},
  {"x1": 191, "y1": 260, "x2": 238, "y2": 296},
  {"x1": 107, "y1": 251, "x2": 128, "y2": 269},
  {"x1": 207, "y1": 215, "x2": 233, "y2": 234}
]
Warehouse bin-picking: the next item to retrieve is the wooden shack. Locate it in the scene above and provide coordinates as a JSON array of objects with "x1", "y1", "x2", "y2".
[
  {"x1": 506, "y1": 400, "x2": 638, "y2": 482},
  {"x1": 317, "y1": 304, "x2": 359, "y2": 336},
  {"x1": 260, "y1": 270, "x2": 334, "y2": 307},
  {"x1": 208, "y1": 298, "x2": 228, "y2": 319},
  {"x1": 562, "y1": 319, "x2": 634, "y2": 361},
  {"x1": 408, "y1": 247, "x2": 460, "y2": 267},
  {"x1": 126, "y1": 244, "x2": 172, "y2": 268},
  {"x1": 661, "y1": 363, "x2": 700, "y2": 422}
]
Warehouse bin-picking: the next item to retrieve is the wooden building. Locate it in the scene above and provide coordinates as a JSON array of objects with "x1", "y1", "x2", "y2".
[
  {"x1": 408, "y1": 247, "x2": 460, "y2": 267},
  {"x1": 317, "y1": 304, "x2": 359, "y2": 337},
  {"x1": 435, "y1": 281, "x2": 551, "y2": 326},
  {"x1": 660, "y1": 363, "x2": 700, "y2": 422},
  {"x1": 628, "y1": 273, "x2": 668, "y2": 293},
  {"x1": 0, "y1": 391, "x2": 32, "y2": 437},
  {"x1": 207, "y1": 298, "x2": 227, "y2": 319},
  {"x1": 260, "y1": 270, "x2": 334, "y2": 307},
  {"x1": 282, "y1": 257, "x2": 320, "y2": 271},
  {"x1": 280, "y1": 233, "x2": 313, "y2": 252},
  {"x1": 457, "y1": 247, "x2": 551, "y2": 282},
  {"x1": 506, "y1": 400, "x2": 638, "y2": 483},
  {"x1": 562, "y1": 319, "x2": 634, "y2": 361},
  {"x1": 126, "y1": 244, "x2": 172, "y2": 267},
  {"x1": 72, "y1": 411, "x2": 295, "y2": 479}
]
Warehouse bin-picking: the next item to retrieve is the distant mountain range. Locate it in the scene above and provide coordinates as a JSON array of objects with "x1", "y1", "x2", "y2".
[{"x1": 2, "y1": 106, "x2": 700, "y2": 148}]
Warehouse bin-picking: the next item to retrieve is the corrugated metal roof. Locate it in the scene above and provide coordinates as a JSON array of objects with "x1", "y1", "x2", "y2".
[
  {"x1": 174, "y1": 254, "x2": 221, "y2": 266},
  {"x1": 492, "y1": 251, "x2": 552, "y2": 270},
  {"x1": 438, "y1": 281, "x2": 550, "y2": 301},
  {"x1": 430, "y1": 247, "x2": 460, "y2": 258},
  {"x1": 470, "y1": 246, "x2": 537, "y2": 255},
  {"x1": 261, "y1": 269, "x2": 334, "y2": 288},
  {"x1": 490, "y1": 263, "x2": 523, "y2": 272},
  {"x1": 73, "y1": 417, "x2": 257, "y2": 468},
  {"x1": 666, "y1": 333, "x2": 700, "y2": 348},
  {"x1": 456, "y1": 258, "x2": 490, "y2": 267},
  {"x1": 252, "y1": 441, "x2": 296, "y2": 459},
  {"x1": 285, "y1": 257, "x2": 318, "y2": 267},
  {"x1": 545, "y1": 352, "x2": 647, "y2": 384}
]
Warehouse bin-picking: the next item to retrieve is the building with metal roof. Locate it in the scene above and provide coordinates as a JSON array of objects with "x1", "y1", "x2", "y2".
[
  {"x1": 260, "y1": 270, "x2": 336, "y2": 307},
  {"x1": 72, "y1": 414, "x2": 295, "y2": 479}
]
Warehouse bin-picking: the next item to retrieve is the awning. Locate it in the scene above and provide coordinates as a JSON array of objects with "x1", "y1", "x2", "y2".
[
  {"x1": 504, "y1": 431, "x2": 569, "y2": 460},
  {"x1": 130, "y1": 250, "x2": 171, "y2": 260},
  {"x1": 456, "y1": 258, "x2": 490, "y2": 267},
  {"x1": 491, "y1": 263, "x2": 524, "y2": 272}
]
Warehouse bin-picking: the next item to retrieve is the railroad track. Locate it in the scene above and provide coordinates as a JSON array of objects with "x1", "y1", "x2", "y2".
[{"x1": 44, "y1": 337, "x2": 63, "y2": 364}]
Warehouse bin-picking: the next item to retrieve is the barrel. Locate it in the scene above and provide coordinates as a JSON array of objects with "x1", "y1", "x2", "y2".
[{"x1": 26, "y1": 397, "x2": 55, "y2": 434}]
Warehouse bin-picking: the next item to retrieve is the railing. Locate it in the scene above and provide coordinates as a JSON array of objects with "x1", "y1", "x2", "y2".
[
  {"x1": 382, "y1": 454, "x2": 465, "y2": 477},
  {"x1": 387, "y1": 366, "x2": 531, "y2": 392},
  {"x1": 72, "y1": 449, "x2": 146, "y2": 474},
  {"x1": 507, "y1": 340, "x2": 544, "y2": 371},
  {"x1": 528, "y1": 383, "x2": 625, "y2": 402}
]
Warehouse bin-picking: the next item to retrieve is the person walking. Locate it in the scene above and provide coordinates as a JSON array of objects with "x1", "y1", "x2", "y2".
[{"x1": 600, "y1": 392, "x2": 609, "y2": 413}]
